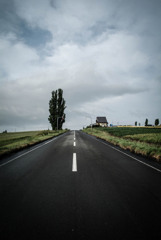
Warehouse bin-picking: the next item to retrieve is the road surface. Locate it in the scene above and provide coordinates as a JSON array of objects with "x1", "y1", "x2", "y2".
[{"x1": 0, "y1": 130, "x2": 161, "y2": 239}]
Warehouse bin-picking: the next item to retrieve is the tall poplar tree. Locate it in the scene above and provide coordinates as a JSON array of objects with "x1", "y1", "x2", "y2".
[
  {"x1": 145, "y1": 118, "x2": 148, "y2": 126},
  {"x1": 48, "y1": 89, "x2": 66, "y2": 130}
]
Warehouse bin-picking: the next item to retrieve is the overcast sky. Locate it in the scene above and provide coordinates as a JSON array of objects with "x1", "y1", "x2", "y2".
[{"x1": 0, "y1": 0, "x2": 161, "y2": 131}]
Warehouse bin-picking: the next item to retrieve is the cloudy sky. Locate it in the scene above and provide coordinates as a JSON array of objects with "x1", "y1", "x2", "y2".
[{"x1": 0, "y1": 0, "x2": 161, "y2": 131}]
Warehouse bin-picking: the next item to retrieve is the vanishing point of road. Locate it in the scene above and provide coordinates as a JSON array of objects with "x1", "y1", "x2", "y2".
[{"x1": 0, "y1": 130, "x2": 161, "y2": 239}]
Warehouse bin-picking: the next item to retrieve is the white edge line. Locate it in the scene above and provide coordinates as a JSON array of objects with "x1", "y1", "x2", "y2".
[
  {"x1": 72, "y1": 153, "x2": 77, "y2": 172},
  {"x1": 92, "y1": 136, "x2": 161, "y2": 173},
  {"x1": 0, "y1": 137, "x2": 58, "y2": 168}
]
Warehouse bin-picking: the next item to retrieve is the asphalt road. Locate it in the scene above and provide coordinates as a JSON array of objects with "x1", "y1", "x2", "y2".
[{"x1": 0, "y1": 130, "x2": 161, "y2": 239}]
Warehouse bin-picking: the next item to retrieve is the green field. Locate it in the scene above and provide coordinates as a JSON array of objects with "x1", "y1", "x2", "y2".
[
  {"x1": 97, "y1": 126, "x2": 161, "y2": 137},
  {"x1": 83, "y1": 127, "x2": 161, "y2": 162},
  {"x1": 0, "y1": 130, "x2": 67, "y2": 157}
]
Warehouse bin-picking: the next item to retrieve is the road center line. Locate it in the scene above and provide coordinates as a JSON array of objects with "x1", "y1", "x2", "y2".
[
  {"x1": 74, "y1": 130, "x2": 76, "y2": 140},
  {"x1": 72, "y1": 153, "x2": 77, "y2": 172},
  {"x1": 73, "y1": 141, "x2": 76, "y2": 147}
]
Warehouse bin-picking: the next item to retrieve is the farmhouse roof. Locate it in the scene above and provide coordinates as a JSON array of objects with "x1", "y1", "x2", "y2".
[{"x1": 96, "y1": 117, "x2": 107, "y2": 123}]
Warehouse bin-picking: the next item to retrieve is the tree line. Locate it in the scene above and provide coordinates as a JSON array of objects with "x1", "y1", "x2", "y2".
[
  {"x1": 145, "y1": 118, "x2": 159, "y2": 126},
  {"x1": 135, "y1": 119, "x2": 160, "y2": 126}
]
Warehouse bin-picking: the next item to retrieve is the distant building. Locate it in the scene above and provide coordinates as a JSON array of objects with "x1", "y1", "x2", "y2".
[{"x1": 96, "y1": 117, "x2": 108, "y2": 127}]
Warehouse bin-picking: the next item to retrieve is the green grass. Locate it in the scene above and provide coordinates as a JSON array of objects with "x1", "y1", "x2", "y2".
[
  {"x1": 124, "y1": 133, "x2": 161, "y2": 145},
  {"x1": 0, "y1": 130, "x2": 67, "y2": 157},
  {"x1": 83, "y1": 127, "x2": 161, "y2": 162},
  {"x1": 97, "y1": 127, "x2": 161, "y2": 137}
]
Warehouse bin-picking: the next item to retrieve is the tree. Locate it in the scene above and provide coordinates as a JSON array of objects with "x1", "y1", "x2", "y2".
[
  {"x1": 155, "y1": 118, "x2": 159, "y2": 126},
  {"x1": 135, "y1": 121, "x2": 137, "y2": 126},
  {"x1": 48, "y1": 89, "x2": 66, "y2": 130},
  {"x1": 145, "y1": 118, "x2": 148, "y2": 126}
]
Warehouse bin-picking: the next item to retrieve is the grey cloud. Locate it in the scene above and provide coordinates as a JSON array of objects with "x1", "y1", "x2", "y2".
[
  {"x1": 0, "y1": 0, "x2": 161, "y2": 130},
  {"x1": 0, "y1": 1, "x2": 52, "y2": 53},
  {"x1": 0, "y1": 108, "x2": 46, "y2": 128},
  {"x1": 89, "y1": 22, "x2": 117, "y2": 39},
  {"x1": 65, "y1": 82, "x2": 147, "y2": 108},
  {"x1": 0, "y1": 0, "x2": 18, "y2": 34},
  {"x1": 0, "y1": 80, "x2": 49, "y2": 130},
  {"x1": 18, "y1": 22, "x2": 53, "y2": 49}
]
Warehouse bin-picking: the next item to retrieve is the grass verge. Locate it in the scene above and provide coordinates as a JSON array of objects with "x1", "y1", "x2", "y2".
[
  {"x1": 83, "y1": 128, "x2": 161, "y2": 162},
  {"x1": 0, "y1": 130, "x2": 67, "y2": 158}
]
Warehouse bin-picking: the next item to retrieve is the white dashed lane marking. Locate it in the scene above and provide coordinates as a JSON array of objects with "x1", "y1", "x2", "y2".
[{"x1": 72, "y1": 153, "x2": 77, "y2": 172}]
